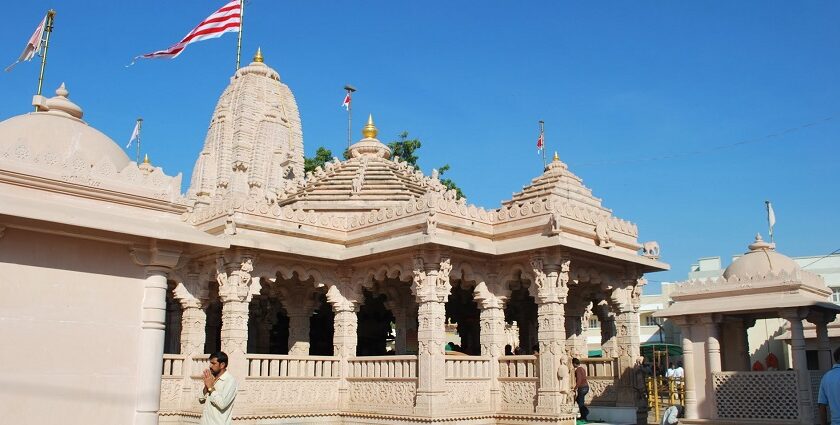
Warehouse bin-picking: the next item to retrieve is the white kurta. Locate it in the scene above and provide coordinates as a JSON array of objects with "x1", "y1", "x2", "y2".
[{"x1": 198, "y1": 372, "x2": 238, "y2": 425}]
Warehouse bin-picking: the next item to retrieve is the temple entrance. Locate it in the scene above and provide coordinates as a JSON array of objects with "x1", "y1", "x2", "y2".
[
  {"x1": 445, "y1": 282, "x2": 481, "y2": 355},
  {"x1": 357, "y1": 288, "x2": 395, "y2": 356},
  {"x1": 248, "y1": 293, "x2": 290, "y2": 354},
  {"x1": 309, "y1": 294, "x2": 334, "y2": 355},
  {"x1": 505, "y1": 285, "x2": 538, "y2": 354},
  {"x1": 163, "y1": 280, "x2": 181, "y2": 354}
]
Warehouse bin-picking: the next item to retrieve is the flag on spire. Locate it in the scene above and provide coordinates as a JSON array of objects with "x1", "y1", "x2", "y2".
[
  {"x1": 135, "y1": 0, "x2": 241, "y2": 61},
  {"x1": 5, "y1": 13, "x2": 47, "y2": 72},
  {"x1": 342, "y1": 91, "x2": 351, "y2": 111},
  {"x1": 766, "y1": 201, "x2": 776, "y2": 242},
  {"x1": 126, "y1": 121, "x2": 141, "y2": 148}
]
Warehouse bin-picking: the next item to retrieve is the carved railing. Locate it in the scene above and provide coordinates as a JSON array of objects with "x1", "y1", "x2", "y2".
[
  {"x1": 580, "y1": 357, "x2": 618, "y2": 378},
  {"x1": 445, "y1": 356, "x2": 492, "y2": 379},
  {"x1": 347, "y1": 356, "x2": 418, "y2": 415},
  {"x1": 348, "y1": 355, "x2": 417, "y2": 379},
  {"x1": 499, "y1": 355, "x2": 538, "y2": 414},
  {"x1": 162, "y1": 354, "x2": 187, "y2": 377},
  {"x1": 499, "y1": 355, "x2": 538, "y2": 378},
  {"x1": 713, "y1": 371, "x2": 798, "y2": 421},
  {"x1": 246, "y1": 354, "x2": 339, "y2": 378}
]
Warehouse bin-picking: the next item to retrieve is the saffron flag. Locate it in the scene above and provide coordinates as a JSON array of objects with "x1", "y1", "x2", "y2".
[
  {"x1": 5, "y1": 14, "x2": 47, "y2": 72},
  {"x1": 342, "y1": 91, "x2": 351, "y2": 110},
  {"x1": 135, "y1": 0, "x2": 241, "y2": 61},
  {"x1": 126, "y1": 121, "x2": 141, "y2": 148},
  {"x1": 536, "y1": 132, "x2": 544, "y2": 153}
]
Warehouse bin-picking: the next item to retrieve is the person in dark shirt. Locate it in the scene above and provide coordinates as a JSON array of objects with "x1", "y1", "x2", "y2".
[{"x1": 572, "y1": 358, "x2": 589, "y2": 421}]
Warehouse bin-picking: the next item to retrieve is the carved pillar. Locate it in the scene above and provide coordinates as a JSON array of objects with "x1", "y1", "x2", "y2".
[
  {"x1": 217, "y1": 254, "x2": 256, "y2": 380},
  {"x1": 530, "y1": 253, "x2": 571, "y2": 415},
  {"x1": 475, "y1": 272, "x2": 508, "y2": 412},
  {"x1": 174, "y1": 270, "x2": 208, "y2": 356},
  {"x1": 411, "y1": 254, "x2": 452, "y2": 416},
  {"x1": 673, "y1": 316, "x2": 698, "y2": 419},
  {"x1": 564, "y1": 300, "x2": 586, "y2": 360},
  {"x1": 611, "y1": 279, "x2": 643, "y2": 410},
  {"x1": 129, "y1": 242, "x2": 181, "y2": 425},
  {"x1": 702, "y1": 314, "x2": 722, "y2": 419},
  {"x1": 782, "y1": 308, "x2": 814, "y2": 425},
  {"x1": 809, "y1": 311, "x2": 835, "y2": 371},
  {"x1": 255, "y1": 302, "x2": 277, "y2": 354},
  {"x1": 327, "y1": 268, "x2": 360, "y2": 409},
  {"x1": 597, "y1": 301, "x2": 617, "y2": 358}
]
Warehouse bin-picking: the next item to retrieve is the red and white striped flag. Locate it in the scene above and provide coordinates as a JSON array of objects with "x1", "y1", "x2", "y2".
[
  {"x1": 135, "y1": 0, "x2": 241, "y2": 61},
  {"x1": 342, "y1": 91, "x2": 351, "y2": 110},
  {"x1": 5, "y1": 13, "x2": 47, "y2": 72},
  {"x1": 536, "y1": 132, "x2": 544, "y2": 154}
]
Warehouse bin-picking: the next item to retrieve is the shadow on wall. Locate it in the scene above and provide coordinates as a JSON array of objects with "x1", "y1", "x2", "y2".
[{"x1": 750, "y1": 319, "x2": 788, "y2": 370}]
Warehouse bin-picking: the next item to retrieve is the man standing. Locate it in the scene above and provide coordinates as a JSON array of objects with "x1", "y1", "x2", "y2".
[
  {"x1": 572, "y1": 358, "x2": 590, "y2": 421},
  {"x1": 665, "y1": 363, "x2": 676, "y2": 379},
  {"x1": 818, "y1": 347, "x2": 840, "y2": 425},
  {"x1": 199, "y1": 351, "x2": 238, "y2": 425}
]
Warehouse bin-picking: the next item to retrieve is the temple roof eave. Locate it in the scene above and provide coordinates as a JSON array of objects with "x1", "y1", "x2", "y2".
[
  {"x1": 655, "y1": 295, "x2": 840, "y2": 318},
  {"x1": 0, "y1": 187, "x2": 227, "y2": 249}
]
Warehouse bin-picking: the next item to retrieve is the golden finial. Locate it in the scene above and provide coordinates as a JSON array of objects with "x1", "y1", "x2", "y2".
[
  {"x1": 553, "y1": 151, "x2": 559, "y2": 162},
  {"x1": 143, "y1": 154, "x2": 150, "y2": 164},
  {"x1": 362, "y1": 114, "x2": 378, "y2": 139},
  {"x1": 253, "y1": 47, "x2": 264, "y2": 63}
]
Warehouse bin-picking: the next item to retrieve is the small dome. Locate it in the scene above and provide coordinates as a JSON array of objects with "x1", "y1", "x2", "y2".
[
  {"x1": 347, "y1": 114, "x2": 391, "y2": 159},
  {"x1": 0, "y1": 84, "x2": 130, "y2": 170},
  {"x1": 722, "y1": 234, "x2": 800, "y2": 279}
]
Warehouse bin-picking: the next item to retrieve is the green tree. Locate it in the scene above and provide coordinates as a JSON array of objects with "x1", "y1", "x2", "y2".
[
  {"x1": 304, "y1": 146, "x2": 333, "y2": 174},
  {"x1": 387, "y1": 131, "x2": 422, "y2": 167},
  {"x1": 437, "y1": 164, "x2": 465, "y2": 200}
]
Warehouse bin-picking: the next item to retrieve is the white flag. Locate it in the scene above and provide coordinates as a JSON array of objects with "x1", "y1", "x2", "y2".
[
  {"x1": 5, "y1": 14, "x2": 47, "y2": 72},
  {"x1": 767, "y1": 202, "x2": 776, "y2": 228},
  {"x1": 126, "y1": 121, "x2": 141, "y2": 148}
]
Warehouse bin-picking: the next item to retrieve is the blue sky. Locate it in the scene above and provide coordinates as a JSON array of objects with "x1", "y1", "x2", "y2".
[{"x1": 2, "y1": 1, "x2": 838, "y2": 292}]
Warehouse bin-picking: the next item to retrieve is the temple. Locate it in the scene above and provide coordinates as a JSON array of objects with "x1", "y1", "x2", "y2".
[{"x1": 0, "y1": 52, "x2": 668, "y2": 425}]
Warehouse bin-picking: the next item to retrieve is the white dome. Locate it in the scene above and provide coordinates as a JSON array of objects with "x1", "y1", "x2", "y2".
[
  {"x1": 0, "y1": 84, "x2": 130, "y2": 170},
  {"x1": 722, "y1": 234, "x2": 800, "y2": 279}
]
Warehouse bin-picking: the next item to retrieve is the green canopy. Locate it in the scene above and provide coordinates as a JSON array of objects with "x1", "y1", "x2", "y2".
[
  {"x1": 640, "y1": 343, "x2": 682, "y2": 359},
  {"x1": 587, "y1": 349, "x2": 602, "y2": 357}
]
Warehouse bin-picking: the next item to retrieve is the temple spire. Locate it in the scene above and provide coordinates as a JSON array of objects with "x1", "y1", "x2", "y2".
[{"x1": 253, "y1": 47, "x2": 263, "y2": 63}]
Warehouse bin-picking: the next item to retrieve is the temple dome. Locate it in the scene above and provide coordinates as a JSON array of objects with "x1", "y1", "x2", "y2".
[
  {"x1": 722, "y1": 234, "x2": 800, "y2": 279},
  {"x1": 0, "y1": 83, "x2": 130, "y2": 170},
  {"x1": 188, "y1": 50, "x2": 304, "y2": 205}
]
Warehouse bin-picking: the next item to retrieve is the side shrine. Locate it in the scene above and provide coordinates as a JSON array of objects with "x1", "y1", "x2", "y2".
[{"x1": 0, "y1": 53, "x2": 668, "y2": 425}]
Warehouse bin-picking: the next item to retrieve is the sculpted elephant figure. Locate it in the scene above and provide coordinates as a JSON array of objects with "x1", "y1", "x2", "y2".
[{"x1": 642, "y1": 241, "x2": 660, "y2": 259}]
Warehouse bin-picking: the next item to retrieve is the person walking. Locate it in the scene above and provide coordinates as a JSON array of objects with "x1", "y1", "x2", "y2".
[
  {"x1": 199, "y1": 351, "x2": 238, "y2": 425},
  {"x1": 818, "y1": 347, "x2": 840, "y2": 425},
  {"x1": 572, "y1": 358, "x2": 590, "y2": 421}
]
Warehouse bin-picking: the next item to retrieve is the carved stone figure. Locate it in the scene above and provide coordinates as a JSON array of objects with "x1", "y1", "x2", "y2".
[
  {"x1": 595, "y1": 220, "x2": 615, "y2": 248},
  {"x1": 642, "y1": 241, "x2": 660, "y2": 259},
  {"x1": 425, "y1": 209, "x2": 437, "y2": 235}
]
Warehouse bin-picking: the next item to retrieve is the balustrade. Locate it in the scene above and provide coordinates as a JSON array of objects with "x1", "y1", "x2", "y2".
[
  {"x1": 445, "y1": 355, "x2": 491, "y2": 379},
  {"x1": 580, "y1": 357, "x2": 617, "y2": 378},
  {"x1": 348, "y1": 355, "x2": 417, "y2": 379},
  {"x1": 246, "y1": 354, "x2": 339, "y2": 378},
  {"x1": 162, "y1": 354, "x2": 186, "y2": 377},
  {"x1": 498, "y1": 355, "x2": 538, "y2": 378}
]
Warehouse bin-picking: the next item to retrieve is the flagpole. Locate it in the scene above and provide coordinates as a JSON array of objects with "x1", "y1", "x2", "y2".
[
  {"x1": 136, "y1": 118, "x2": 143, "y2": 164},
  {"x1": 345, "y1": 84, "x2": 356, "y2": 148},
  {"x1": 235, "y1": 0, "x2": 244, "y2": 70},
  {"x1": 35, "y1": 10, "x2": 56, "y2": 111},
  {"x1": 539, "y1": 120, "x2": 546, "y2": 169}
]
